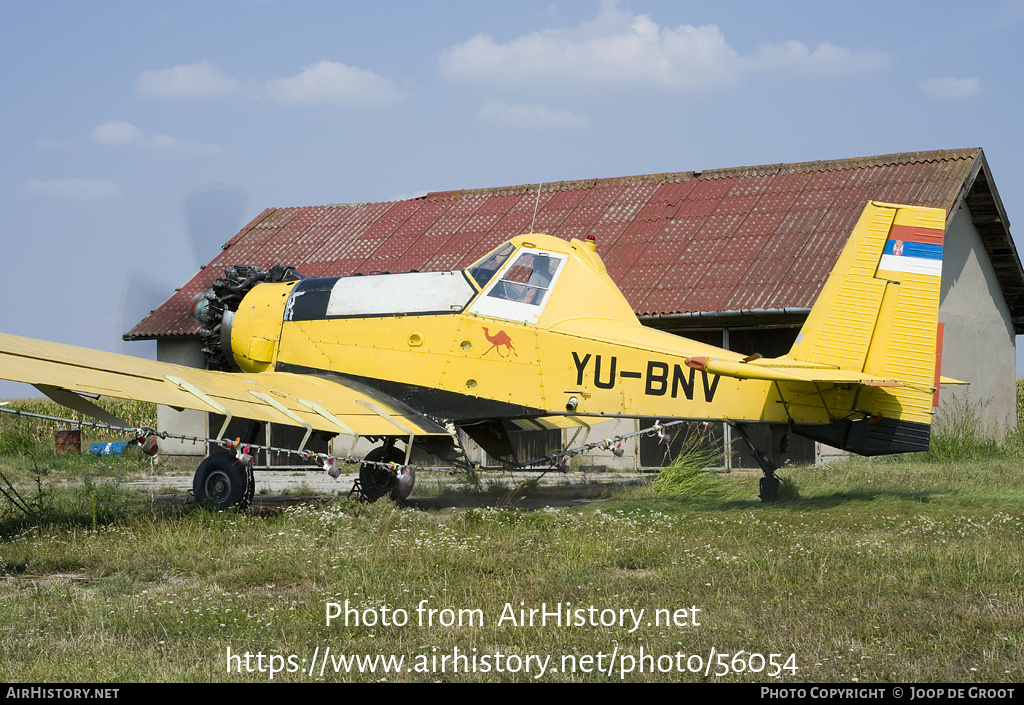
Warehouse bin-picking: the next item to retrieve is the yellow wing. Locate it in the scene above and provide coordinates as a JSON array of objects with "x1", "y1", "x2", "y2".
[{"x1": 0, "y1": 332, "x2": 446, "y2": 438}]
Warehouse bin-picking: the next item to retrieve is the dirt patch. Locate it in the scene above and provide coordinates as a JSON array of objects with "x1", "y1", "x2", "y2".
[{"x1": 129, "y1": 469, "x2": 653, "y2": 512}]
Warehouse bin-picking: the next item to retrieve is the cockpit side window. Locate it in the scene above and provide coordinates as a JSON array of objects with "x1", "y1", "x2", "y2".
[
  {"x1": 486, "y1": 252, "x2": 559, "y2": 306},
  {"x1": 467, "y1": 242, "x2": 515, "y2": 289},
  {"x1": 466, "y1": 247, "x2": 567, "y2": 324}
]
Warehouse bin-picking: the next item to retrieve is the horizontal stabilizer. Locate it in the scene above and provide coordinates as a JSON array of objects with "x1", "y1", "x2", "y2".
[{"x1": 684, "y1": 356, "x2": 902, "y2": 386}]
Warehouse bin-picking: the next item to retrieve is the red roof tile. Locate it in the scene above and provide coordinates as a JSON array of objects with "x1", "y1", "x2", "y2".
[{"x1": 128, "y1": 148, "x2": 1024, "y2": 339}]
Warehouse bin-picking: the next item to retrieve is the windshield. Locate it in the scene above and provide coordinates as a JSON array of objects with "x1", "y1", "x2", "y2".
[{"x1": 466, "y1": 242, "x2": 515, "y2": 289}]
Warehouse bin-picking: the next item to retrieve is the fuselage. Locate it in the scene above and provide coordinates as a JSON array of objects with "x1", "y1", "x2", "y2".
[{"x1": 226, "y1": 234, "x2": 860, "y2": 427}]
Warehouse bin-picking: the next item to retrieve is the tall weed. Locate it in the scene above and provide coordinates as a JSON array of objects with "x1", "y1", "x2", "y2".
[
  {"x1": 924, "y1": 394, "x2": 999, "y2": 461},
  {"x1": 652, "y1": 426, "x2": 722, "y2": 497},
  {"x1": 1018, "y1": 377, "x2": 1024, "y2": 425}
]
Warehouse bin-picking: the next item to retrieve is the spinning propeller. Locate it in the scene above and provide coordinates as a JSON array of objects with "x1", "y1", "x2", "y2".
[{"x1": 117, "y1": 183, "x2": 250, "y2": 358}]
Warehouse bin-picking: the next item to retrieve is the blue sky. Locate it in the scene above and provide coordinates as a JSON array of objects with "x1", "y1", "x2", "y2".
[{"x1": 2, "y1": 0, "x2": 1023, "y2": 397}]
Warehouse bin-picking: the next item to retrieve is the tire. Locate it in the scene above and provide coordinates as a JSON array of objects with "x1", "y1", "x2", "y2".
[
  {"x1": 359, "y1": 445, "x2": 406, "y2": 502},
  {"x1": 193, "y1": 453, "x2": 254, "y2": 510},
  {"x1": 759, "y1": 474, "x2": 780, "y2": 503}
]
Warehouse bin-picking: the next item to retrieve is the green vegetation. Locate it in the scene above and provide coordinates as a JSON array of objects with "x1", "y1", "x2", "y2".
[
  {"x1": 919, "y1": 394, "x2": 1001, "y2": 462},
  {"x1": 0, "y1": 393, "x2": 1021, "y2": 682},
  {"x1": 652, "y1": 432, "x2": 725, "y2": 499},
  {"x1": 0, "y1": 397, "x2": 155, "y2": 463}
]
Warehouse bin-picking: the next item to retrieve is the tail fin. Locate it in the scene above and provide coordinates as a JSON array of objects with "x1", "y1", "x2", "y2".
[{"x1": 786, "y1": 201, "x2": 946, "y2": 453}]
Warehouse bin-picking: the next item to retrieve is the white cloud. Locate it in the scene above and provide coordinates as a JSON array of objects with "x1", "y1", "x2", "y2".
[
  {"x1": 136, "y1": 60, "x2": 240, "y2": 98},
  {"x1": 919, "y1": 76, "x2": 981, "y2": 100},
  {"x1": 91, "y1": 120, "x2": 145, "y2": 144},
  {"x1": 439, "y1": 0, "x2": 887, "y2": 89},
  {"x1": 389, "y1": 189, "x2": 429, "y2": 202},
  {"x1": 746, "y1": 40, "x2": 888, "y2": 76},
  {"x1": 147, "y1": 133, "x2": 223, "y2": 154},
  {"x1": 25, "y1": 178, "x2": 121, "y2": 201},
  {"x1": 137, "y1": 60, "x2": 400, "y2": 107},
  {"x1": 265, "y1": 60, "x2": 401, "y2": 105},
  {"x1": 89, "y1": 120, "x2": 222, "y2": 154},
  {"x1": 479, "y1": 100, "x2": 588, "y2": 129}
]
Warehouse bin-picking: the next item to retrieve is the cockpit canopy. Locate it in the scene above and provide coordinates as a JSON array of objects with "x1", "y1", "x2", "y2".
[{"x1": 275, "y1": 233, "x2": 634, "y2": 331}]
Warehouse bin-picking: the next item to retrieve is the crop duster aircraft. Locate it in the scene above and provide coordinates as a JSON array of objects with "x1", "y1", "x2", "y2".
[{"x1": 0, "y1": 201, "x2": 953, "y2": 507}]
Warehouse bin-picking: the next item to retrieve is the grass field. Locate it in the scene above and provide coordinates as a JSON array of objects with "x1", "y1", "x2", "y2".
[{"x1": 0, "y1": 397, "x2": 1021, "y2": 682}]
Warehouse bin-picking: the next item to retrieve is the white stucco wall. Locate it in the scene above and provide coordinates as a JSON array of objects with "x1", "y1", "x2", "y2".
[
  {"x1": 155, "y1": 338, "x2": 208, "y2": 457},
  {"x1": 937, "y1": 205, "x2": 1017, "y2": 435},
  {"x1": 564, "y1": 417, "x2": 641, "y2": 471}
]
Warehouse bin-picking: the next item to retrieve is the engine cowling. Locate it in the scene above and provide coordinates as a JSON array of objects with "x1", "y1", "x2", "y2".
[
  {"x1": 226, "y1": 280, "x2": 298, "y2": 373},
  {"x1": 191, "y1": 264, "x2": 303, "y2": 371}
]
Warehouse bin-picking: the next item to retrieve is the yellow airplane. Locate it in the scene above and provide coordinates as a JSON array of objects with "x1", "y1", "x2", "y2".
[{"x1": 0, "y1": 201, "x2": 951, "y2": 507}]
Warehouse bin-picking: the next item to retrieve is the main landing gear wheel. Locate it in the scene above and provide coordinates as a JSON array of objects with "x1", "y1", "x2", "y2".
[
  {"x1": 359, "y1": 445, "x2": 415, "y2": 502},
  {"x1": 193, "y1": 453, "x2": 255, "y2": 511}
]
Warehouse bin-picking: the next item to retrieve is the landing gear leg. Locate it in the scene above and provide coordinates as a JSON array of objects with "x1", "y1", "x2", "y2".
[{"x1": 732, "y1": 423, "x2": 788, "y2": 503}]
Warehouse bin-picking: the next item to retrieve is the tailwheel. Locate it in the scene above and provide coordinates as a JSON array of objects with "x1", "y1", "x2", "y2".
[
  {"x1": 732, "y1": 423, "x2": 785, "y2": 503},
  {"x1": 193, "y1": 453, "x2": 255, "y2": 511},
  {"x1": 759, "y1": 473, "x2": 781, "y2": 503},
  {"x1": 358, "y1": 444, "x2": 415, "y2": 502}
]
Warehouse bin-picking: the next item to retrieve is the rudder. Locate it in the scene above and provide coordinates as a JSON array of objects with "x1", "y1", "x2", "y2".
[{"x1": 786, "y1": 201, "x2": 945, "y2": 452}]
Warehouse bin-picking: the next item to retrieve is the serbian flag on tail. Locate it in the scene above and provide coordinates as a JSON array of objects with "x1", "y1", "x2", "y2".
[{"x1": 876, "y1": 221, "x2": 944, "y2": 279}]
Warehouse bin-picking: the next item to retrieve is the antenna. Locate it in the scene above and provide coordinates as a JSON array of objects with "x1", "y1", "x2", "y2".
[{"x1": 530, "y1": 183, "x2": 543, "y2": 233}]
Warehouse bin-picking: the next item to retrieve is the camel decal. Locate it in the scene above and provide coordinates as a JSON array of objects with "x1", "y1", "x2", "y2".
[{"x1": 482, "y1": 327, "x2": 517, "y2": 358}]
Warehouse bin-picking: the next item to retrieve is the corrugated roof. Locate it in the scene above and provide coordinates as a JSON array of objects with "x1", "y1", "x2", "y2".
[{"x1": 128, "y1": 148, "x2": 1024, "y2": 339}]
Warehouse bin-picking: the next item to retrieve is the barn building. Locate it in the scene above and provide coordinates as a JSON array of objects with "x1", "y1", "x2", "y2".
[{"x1": 129, "y1": 148, "x2": 1024, "y2": 470}]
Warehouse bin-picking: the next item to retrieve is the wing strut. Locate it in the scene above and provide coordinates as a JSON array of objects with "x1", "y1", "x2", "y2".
[
  {"x1": 249, "y1": 391, "x2": 313, "y2": 452},
  {"x1": 356, "y1": 400, "x2": 415, "y2": 464},
  {"x1": 297, "y1": 398, "x2": 361, "y2": 457},
  {"x1": 34, "y1": 385, "x2": 129, "y2": 428},
  {"x1": 165, "y1": 375, "x2": 233, "y2": 440}
]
